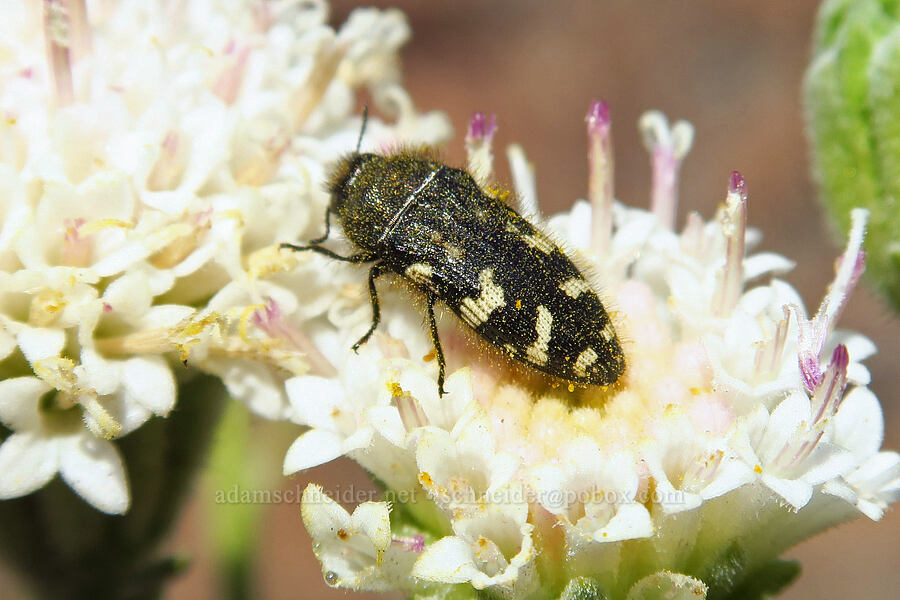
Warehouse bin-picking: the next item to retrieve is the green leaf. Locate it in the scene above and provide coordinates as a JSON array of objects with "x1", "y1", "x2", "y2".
[
  {"x1": 805, "y1": 0, "x2": 900, "y2": 312},
  {"x1": 723, "y1": 559, "x2": 801, "y2": 600}
]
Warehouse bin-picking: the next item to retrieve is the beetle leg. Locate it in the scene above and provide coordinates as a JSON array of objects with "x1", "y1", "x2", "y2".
[
  {"x1": 307, "y1": 208, "x2": 333, "y2": 245},
  {"x1": 426, "y1": 290, "x2": 447, "y2": 396},
  {"x1": 352, "y1": 262, "x2": 386, "y2": 352},
  {"x1": 280, "y1": 242, "x2": 375, "y2": 264}
]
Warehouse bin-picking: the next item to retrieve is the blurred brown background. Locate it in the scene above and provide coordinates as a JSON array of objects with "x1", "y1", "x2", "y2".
[{"x1": 6, "y1": 1, "x2": 899, "y2": 599}]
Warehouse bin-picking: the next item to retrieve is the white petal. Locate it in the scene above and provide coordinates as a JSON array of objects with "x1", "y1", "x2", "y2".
[
  {"x1": 801, "y1": 443, "x2": 856, "y2": 486},
  {"x1": 285, "y1": 375, "x2": 345, "y2": 428},
  {"x1": 78, "y1": 347, "x2": 122, "y2": 396},
  {"x1": 592, "y1": 503, "x2": 654, "y2": 542},
  {"x1": 0, "y1": 432, "x2": 59, "y2": 498},
  {"x1": 101, "y1": 271, "x2": 153, "y2": 318},
  {"x1": 343, "y1": 427, "x2": 375, "y2": 455},
  {"x1": 856, "y1": 498, "x2": 888, "y2": 521},
  {"x1": 742, "y1": 252, "x2": 794, "y2": 281},
  {"x1": 0, "y1": 376, "x2": 51, "y2": 430},
  {"x1": 92, "y1": 240, "x2": 151, "y2": 277},
  {"x1": 437, "y1": 368, "x2": 475, "y2": 427},
  {"x1": 58, "y1": 433, "x2": 129, "y2": 514},
  {"x1": 830, "y1": 331, "x2": 877, "y2": 361},
  {"x1": 833, "y1": 387, "x2": 883, "y2": 459},
  {"x1": 529, "y1": 465, "x2": 569, "y2": 514},
  {"x1": 849, "y1": 451, "x2": 900, "y2": 498},
  {"x1": 17, "y1": 326, "x2": 66, "y2": 362},
  {"x1": 486, "y1": 452, "x2": 522, "y2": 493},
  {"x1": 283, "y1": 429, "x2": 344, "y2": 474},
  {"x1": 700, "y1": 458, "x2": 756, "y2": 500},
  {"x1": 300, "y1": 483, "x2": 351, "y2": 539},
  {"x1": 762, "y1": 474, "x2": 812, "y2": 510},
  {"x1": 412, "y1": 536, "x2": 480, "y2": 584},
  {"x1": 207, "y1": 359, "x2": 285, "y2": 419},
  {"x1": 759, "y1": 392, "x2": 809, "y2": 464},
  {"x1": 822, "y1": 479, "x2": 857, "y2": 505},
  {"x1": 0, "y1": 328, "x2": 16, "y2": 360},
  {"x1": 367, "y1": 405, "x2": 408, "y2": 447},
  {"x1": 847, "y1": 362, "x2": 871, "y2": 386},
  {"x1": 453, "y1": 407, "x2": 494, "y2": 458},
  {"x1": 351, "y1": 501, "x2": 392, "y2": 551},
  {"x1": 121, "y1": 356, "x2": 176, "y2": 416},
  {"x1": 137, "y1": 304, "x2": 196, "y2": 329}
]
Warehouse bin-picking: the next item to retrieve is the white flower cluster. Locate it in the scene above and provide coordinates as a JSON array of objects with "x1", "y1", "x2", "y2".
[
  {"x1": 293, "y1": 106, "x2": 900, "y2": 598},
  {"x1": 0, "y1": 0, "x2": 449, "y2": 514}
]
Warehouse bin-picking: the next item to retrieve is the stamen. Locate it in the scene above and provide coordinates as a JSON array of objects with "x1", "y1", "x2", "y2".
[
  {"x1": 818, "y1": 209, "x2": 868, "y2": 337},
  {"x1": 679, "y1": 211, "x2": 707, "y2": 256},
  {"x1": 43, "y1": 0, "x2": 75, "y2": 106},
  {"x1": 252, "y1": 298, "x2": 337, "y2": 377},
  {"x1": 712, "y1": 172, "x2": 747, "y2": 317},
  {"x1": 392, "y1": 534, "x2": 425, "y2": 553},
  {"x1": 639, "y1": 111, "x2": 694, "y2": 230},
  {"x1": 146, "y1": 130, "x2": 184, "y2": 191},
  {"x1": 754, "y1": 306, "x2": 791, "y2": 378},
  {"x1": 794, "y1": 209, "x2": 868, "y2": 392},
  {"x1": 80, "y1": 393, "x2": 122, "y2": 439},
  {"x1": 811, "y1": 344, "x2": 849, "y2": 430},
  {"x1": 234, "y1": 131, "x2": 291, "y2": 186},
  {"x1": 586, "y1": 100, "x2": 613, "y2": 255},
  {"x1": 67, "y1": 0, "x2": 91, "y2": 61},
  {"x1": 393, "y1": 384, "x2": 428, "y2": 431},
  {"x1": 290, "y1": 41, "x2": 343, "y2": 130},
  {"x1": 60, "y1": 217, "x2": 90, "y2": 266},
  {"x1": 506, "y1": 144, "x2": 537, "y2": 216},
  {"x1": 465, "y1": 112, "x2": 497, "y2": 186},
  {"x1": 212, "y1": 40, "x2": 250, "y2": 105}
]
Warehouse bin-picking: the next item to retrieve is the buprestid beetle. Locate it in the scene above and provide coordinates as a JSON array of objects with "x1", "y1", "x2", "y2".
[{"x1": 282, "y1": 113, "x2": 625, "y2": 394}]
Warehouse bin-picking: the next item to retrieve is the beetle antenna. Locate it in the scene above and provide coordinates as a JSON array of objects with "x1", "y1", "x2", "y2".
[{"x1": 355, "y1": 106, "x2": 369, "y2": 154}]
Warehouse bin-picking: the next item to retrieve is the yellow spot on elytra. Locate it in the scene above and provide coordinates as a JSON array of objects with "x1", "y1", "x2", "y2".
[
  {"x1": 522, "y1": 232, "x2": 555, "y2": 254},
  {"x1": 459, "y1": 269, "x2": 506, "y2": 327},
  {"x1": 573, "y1": 347, "x2": 599, "y2": 377},
  {"x1": 559, "y1": 277, "x2": 591, "y2": 299},
  {"x1": 405, "y1": 263, "x2": 433, "y2": 286},
  {"x1": 525, "y1": 305, "x2": 553, "y2": 365}
]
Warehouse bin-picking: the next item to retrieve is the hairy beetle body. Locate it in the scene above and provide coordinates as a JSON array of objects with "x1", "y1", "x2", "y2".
[{"x1": 284, "y1": 148, "x2": 625, "y2": 393}]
